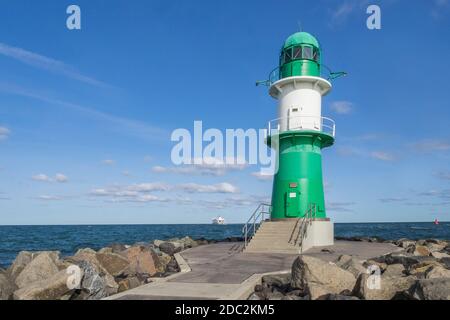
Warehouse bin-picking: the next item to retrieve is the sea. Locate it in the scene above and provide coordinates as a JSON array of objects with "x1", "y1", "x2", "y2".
[{"x1": 0, "y1": 222, "x2": 449, "y2": 268}]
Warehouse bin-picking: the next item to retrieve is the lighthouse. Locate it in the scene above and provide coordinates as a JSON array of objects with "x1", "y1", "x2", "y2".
[
  {"x1": 243, "y1": 31, "x2": 342, "y2": 253},
  {"x1": 267, "y1": 31, "x2": 335, "y2": 247}
]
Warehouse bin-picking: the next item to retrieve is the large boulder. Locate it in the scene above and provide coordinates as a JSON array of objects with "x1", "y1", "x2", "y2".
[
  {"x1": 353, "y1": 273, "x2": 415, "y2": 300},
  {"x1": 431, "y1": 251, "x2": 450, "y2": 259},
  {"x1": 158, "y1": 242, "x2": 183, "y2": 256},
  {"x1": 408, "y1": 278, "x2": 450, "y2": 300},
  {"x1": 413, "y1": 246, "x2": 431, "y2": 257},
  {"x1": 72, "y1": 261, "x2": 109, "y2": 300},
  {"x1": 0, "y1": 271, "x2": 15, "y2": 300},
  {"x1": 291, "y1": 256, "x2": 356, "y2": 294},
  {"x1": 13, "y1": 268, "x2": 82, "y2": 300},
  {"x1": 335, "y1": 255, "x2": 367, "y2": 278},
  {"x1": 7, "y1": 251, "x2": 33, "y2": 280},
  {"x1": 120, "y1": 245, "x2": 162, "y2": 277},
  {"x1": 117, "y1": 276, "x2": 142, "y2": 293},
  {"x1": 15, "y1": 252, "x2": 60, "y2": 288},
  {"x1": 179, "y1": 236, "x2": 198, "y2": 249},
  {"x1": 396, "y1": 239, "x2": 416, "y2": 249},
  {"x1": 95, "y1": 252, "x2": 129, "y2": 276},
  {"x1": 66, "y1": 249, "x2": 118, "y2": 295},
  {"x1": 383, "y1": 264, "x2": 406, "y2": 277},
  {"x1": 425, "y1": 265, "x2": 450, "y2": 279},
  {"x1": 375, "y1": 252, "x2": 436, "y2": 268}
]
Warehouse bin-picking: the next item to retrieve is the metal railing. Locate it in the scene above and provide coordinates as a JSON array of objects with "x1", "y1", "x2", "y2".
[
  {"x1": 267, "y1": 116, "x2": 336, "y2": 137},
  {"x1": 291, "y1": 203, "x2": 317, "y2": 252},
  {"x1": 266, "y1": 65, "x2": 346, "y2": 86},
  {"x1": 242, "y1": 203, "x2": 272, "y2": 248}
]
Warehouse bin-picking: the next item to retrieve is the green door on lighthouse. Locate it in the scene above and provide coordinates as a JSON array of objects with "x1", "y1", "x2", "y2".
[{"x1": 285, "y1": 183, "x2": 300, "y2": 217}]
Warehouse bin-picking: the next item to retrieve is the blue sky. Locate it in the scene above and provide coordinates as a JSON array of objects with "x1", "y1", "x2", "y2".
[{"x1": 0, "y1": 0, "x2": 449, "y2": 225}]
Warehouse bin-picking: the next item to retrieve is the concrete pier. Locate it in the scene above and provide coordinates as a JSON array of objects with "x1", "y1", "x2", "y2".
[{"x1": 107, "y1": 241, "x2": 400, "y2": 300}]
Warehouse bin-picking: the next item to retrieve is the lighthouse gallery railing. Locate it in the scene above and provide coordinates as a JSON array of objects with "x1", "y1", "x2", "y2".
[
  {"x1": 267, "y1": 116, "x2": 336, "y2": 137},
  {"x1": 242, "y1": 203, "x2": 272, "y2": 249}
]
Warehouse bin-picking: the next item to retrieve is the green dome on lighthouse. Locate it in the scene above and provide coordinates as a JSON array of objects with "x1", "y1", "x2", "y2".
[
  {"x1": 283, "y1": 32, "x2": 320, "y2": 49},
  {"x1": 279, "y1": 31, "x2": 322, "y2": 78}
]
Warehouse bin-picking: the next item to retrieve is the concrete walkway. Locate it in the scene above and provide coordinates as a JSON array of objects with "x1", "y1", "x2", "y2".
[{"x1": 107, "y1": 241, "x2": 400, "y2": 300}]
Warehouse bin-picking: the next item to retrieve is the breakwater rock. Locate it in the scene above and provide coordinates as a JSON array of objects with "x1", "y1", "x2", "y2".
[
  {"x1": 0, "y1": 236, "x2": 242, "y2": 300},
  {"x1": 248, "y1": 238, "x2": 450, "y2": 300}
]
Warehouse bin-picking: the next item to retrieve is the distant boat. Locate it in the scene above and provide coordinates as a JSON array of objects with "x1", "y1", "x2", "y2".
[
  {"x1": 434, "y1": 218, "x2": 439, "y2": 225},
  {"x1": 212, "y1": 216, "x2": 225, "y2": 225}
]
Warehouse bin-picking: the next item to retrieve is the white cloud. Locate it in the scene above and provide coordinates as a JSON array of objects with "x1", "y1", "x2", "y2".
[
  {"x1": 330, "y1": 101, "x2": 353, "y2": 114},
  {"x1": 153, "y1": 157, "x2": 248, "y2": 176},
  {"x1": 0, "y1": 126, "x2": 10, "y2": 140},
  {"x1": 251, "y1": 171, "x2": 273, "y2": 181},
  {"x1": 178, "y1": 182, "x2": 239, "y2": 194},
  {"x1": 55, "y1": 173, "x2": 68, "y2": 183},
  {"x1": 370, "y1": 151, "x2": 396, "y2": 161},
  {"x1": 37, "y1": 195, "x2": 62, "y2": 201},
  {"x1": 0, "y1": 42, "x2": 108, "y2": 88},
  {"x1": 32, "y1": 173, "x2": 69, "y2": 183},
  {"x1": 32, "y1": 174, "x2": 52, "y2": 182},
  {"x1": 102, "y1": 159, "x2": 115, "y2": 166}
]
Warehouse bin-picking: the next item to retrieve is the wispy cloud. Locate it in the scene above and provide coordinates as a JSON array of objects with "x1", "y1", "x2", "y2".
[
  {"x1": 0, "y1": 42, "x2": 108, "y2": 88},
  {"x1": 379, "y1": 197, "x2": 408, "y2": 203},
  {"x1": 370, "y1": 151, "x2": 396, "y2": 161},
  {"x1": 330, "y1": 101, "x2": 353, "y2": 114},
  {"x1": 327, "y1": 201, "x2": 356, "y2": 212},
  {"x1": 431, "y1": 0, "x2": 450, "y2": 20},
  {"x1": 0, "y1": 126, "x2": 10, "y2": 140},
  {"x1": 152, "y1": 157, "x2": 248, "y2": 176},
  {"x1": 102, "y1": 159, "x2": 115, "y2": 166},
  {"x1": 32, "y1": 173, "x2": 69, "y2": 183},
  {"x1": 37, "y1": 195, "x2": 63, "y2": 201},
  {"x1": 0, "y1": 83, "x2": 167, "y2": 141},
  {"x1": 418, "y1": 189, "x2": 450, "y2": 200},
  {"x1": 251, "y1": 171, "x2": 273, "y2": 181},
  {"x1": 435, "y1": 171, "x2": 450, "y2": 181},
  {"x1": 178, "y1": 182, "x2": 239, "y2": 194},
  {"x1": 89, "y1": 181, "x2": 239, "y2": 203},
  {"x1": 410, "y1": 139, "x2": 450, "y2": 153}
]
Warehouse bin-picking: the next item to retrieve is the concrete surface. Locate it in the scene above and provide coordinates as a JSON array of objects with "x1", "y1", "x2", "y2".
[{"x1": 107, "y1": 240, "x2": 400, "y2": 300}]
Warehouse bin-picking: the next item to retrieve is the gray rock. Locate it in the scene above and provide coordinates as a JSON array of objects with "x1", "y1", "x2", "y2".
[
  {"x1": 110, "y1": 243, "x2": 127, "y2": 253},
  {"x1": 322, "y1": 294, "x2": 360, "y2": 300},
  {"x1": 13, "y1": 268, "x2": 82, "y2": 300},
  {"x1": 431, "y1": 251, "x2": 450, "y2": 259},
  {"x1": 159, "y1": 242, "x2": 182, "y2": 256},
  {"x1": 0, "y1": 271, "x2": 15, "y2": 300},
  {"x1": 376, "y1": 252, "x2": 436, "y2": 267},
  {"x1": 247, "y1": 292, "x2": 262, "y2": 300},
  {"x1": 440, "y1": 257, "x2": 450, "y2": 269},
  {"x1": 425, "y1": 265, "x2": 450, "y2": 279},
  {"x1": 408, "y1": 278, "x2": 450, "y2": 300},
  {"x1": 396, "y1": 239, "x2": 416, "y2": 248},
  {"x1": 95, "y1": 252, "x2": 129, "y2": 276},
  {"x1": 383, "y1": 264, "x2": 405, "y2": 277},
  {"x1": 291, "y1": 255, "x2": 356, "y2": 294},
  {"x1": 262, "y1": 273, "x2": 291, "y2": 289},
  {"x1": 15, "y1": 252, "x2": 60, "y2": 288},
  {"x1": 353, "y1": 273, "x2": 415, "y2": 300},
  {"x1": 74, "y1": 261, "x2": 108, "y2": 300},
  {"x1": 281, "y1": 295, "x2": 305, "y2": 300},
  {"x1": 335, "y1": 255, "x2": 367, "y2": 278},
  {"x1": 7, "y1": 251, "x2": 33, "y2": 281},
  {"x1": 179, "y1": 236, "x2": 198, "y2": 249}
]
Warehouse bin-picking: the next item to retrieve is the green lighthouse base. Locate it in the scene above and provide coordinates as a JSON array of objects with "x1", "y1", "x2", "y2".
[{"x1": 266, "y1": 130, "x2": 334, "y2": 220}]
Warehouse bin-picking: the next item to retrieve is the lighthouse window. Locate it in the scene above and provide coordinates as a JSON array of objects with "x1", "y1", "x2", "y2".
[
  {"x1": 313, "y1": 48, "x2": 320, "y2": 62},
  {"x1": 293, "y1": 46, "x2": 302, "y2": 59},
  {"x1": 284, "y1": 48, "x2": 293, "y2": 63},
  {"x1": 302, "y1": 46, "x2": 313, "y2": 59}
]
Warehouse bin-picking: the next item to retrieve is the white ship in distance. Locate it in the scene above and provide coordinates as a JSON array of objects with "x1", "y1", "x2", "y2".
[{"x1": 212, "y1": 216, "x2": 225, "y2": 225}]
